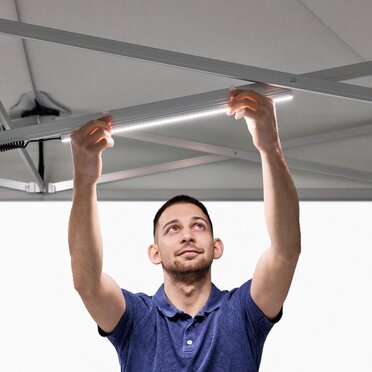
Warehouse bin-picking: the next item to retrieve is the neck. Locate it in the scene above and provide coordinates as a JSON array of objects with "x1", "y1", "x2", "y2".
[{"x1": 163, "y1": 270, "x2": 212, "y2": 317}]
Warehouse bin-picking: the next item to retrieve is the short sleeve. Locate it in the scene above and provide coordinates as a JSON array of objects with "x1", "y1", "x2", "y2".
[
  {"x1": 97, "y1": 288, "x2": 151, "y2": 351},
  {"x1": 239, "y1": 280, "x2": 282, "y2": 339}
]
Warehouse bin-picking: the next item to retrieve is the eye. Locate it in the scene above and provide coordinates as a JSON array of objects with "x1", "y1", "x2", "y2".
[
  {"x1": 167, "y1": 225, "x2": 179, "y2": 233},
  {"x1": 194, "y1": 223, "x2": 205, "y2": 230}
]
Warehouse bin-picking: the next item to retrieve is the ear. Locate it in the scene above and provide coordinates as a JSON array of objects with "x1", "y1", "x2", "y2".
[
  {"x1": 212, "y1": 238, "x2": 224, "y2": 259},
  {"x1": 148, "y1": 243, "x2": 162, "y2": 265}
]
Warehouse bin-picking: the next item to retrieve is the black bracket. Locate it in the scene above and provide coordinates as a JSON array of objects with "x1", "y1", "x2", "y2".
[{"x1": 21, "y1": 99, "x2": 60, "y2": 181}]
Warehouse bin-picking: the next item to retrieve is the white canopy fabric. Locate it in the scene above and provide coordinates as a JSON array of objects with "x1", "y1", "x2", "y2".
[{"x1": 1, "y1": 0, "x2": 372, "y2": 200}]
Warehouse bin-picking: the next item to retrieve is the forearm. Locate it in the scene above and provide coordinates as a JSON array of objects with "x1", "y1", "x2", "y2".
[
  {"x1": 68, "y1": 182, "x2": 103, "y2": 294},
  {"x1": 260, "y1": 146, "x2": 301, "y2": 259}
]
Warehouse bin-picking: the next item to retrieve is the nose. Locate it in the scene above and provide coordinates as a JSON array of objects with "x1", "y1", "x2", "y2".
[{"x1": 181, "y1": 228, "x2": 195, "y2": 244}]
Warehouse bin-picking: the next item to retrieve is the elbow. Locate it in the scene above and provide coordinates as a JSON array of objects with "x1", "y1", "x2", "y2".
[
  {"x1": 73, "y1": 281, "x2": 99, "y2": 297},
  {"x1": 292, "y1": 242, "x2": 301, "y2": 261},
  {"x1": 292, "y1": 245, "x2": 301, "y2": 261},
  {"x1": 72, "y1": 274, "x2": 98, "y2": 296},
  {"x1": 274, "y1": 241, "x2": 301, "y2": 262},
  {"x1": 73, "y1": 276, "x2": 87, "y2": 294},
  {"x1": 290, "y1": 238, "x2": 302, "y2": 260},
  {"x1": 290, "y1": 229, "x2": 302, "y2": 258},
  {"x1": 70, "y1": 258, "x2": 102, "y2": 295},
  {"x1": 73, "y1": 279, "x2": 85, "y2": 294}
]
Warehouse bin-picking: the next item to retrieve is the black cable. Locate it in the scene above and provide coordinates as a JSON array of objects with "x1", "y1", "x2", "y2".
[
  {"x1": 38, "y1": 140, "x2": 44, "y2": 180},
  {"x1": 0, "y1": 137, "x2": 62, "y2": 153}
]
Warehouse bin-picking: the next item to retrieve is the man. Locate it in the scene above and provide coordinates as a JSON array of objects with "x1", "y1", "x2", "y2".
[{"x1": 68, "y1": 90, "x2": 301, "y2": 371}]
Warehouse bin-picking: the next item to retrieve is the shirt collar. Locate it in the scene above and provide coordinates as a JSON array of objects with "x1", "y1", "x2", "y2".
[{"x1": 153, "y1": 283, "x2": 224, "y2": 319}]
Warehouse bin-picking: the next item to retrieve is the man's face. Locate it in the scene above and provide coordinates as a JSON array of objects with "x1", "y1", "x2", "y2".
[{"x1": 151, "y1": 203, "x2": 218, "y2": 276}]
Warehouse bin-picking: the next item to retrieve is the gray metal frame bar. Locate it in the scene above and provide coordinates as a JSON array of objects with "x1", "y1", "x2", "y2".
[
  {"x1": 0, "y1": 178, "x2": 29, "y2": 192},
  {"x1": 51, "y1": 155, "x2": 228, "y2": 192},
  {"x1": 281, "y1": 123, "x2": 372, "y2": 150},
  {"x1": 2, "y1": 90, "x2": 372, "y2": 190},
  {"x1": 1, "y1": 18, "x2": 372, "y2": 101},
  {"x1": 0, "y1": 83, "x2": 290, "y2": 146},
  {"x1": 119, "y1": 132, "x2": 372, "y2": 184},
  {"x1": 302, "y1": 61, "x2": 372, "y2": 81},
  {"x1": 47, "y1": 128, "x2": 372, "y2": 194}
]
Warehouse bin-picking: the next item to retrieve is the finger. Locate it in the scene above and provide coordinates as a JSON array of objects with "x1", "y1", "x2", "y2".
[
  {"x1": 229, "y1": 90, "x2": 272, "y2": 107},
  {"x1": 230, "y1": 90, "x2": 259, "y2": 104},
  {"x1": 71, "y1": 122, "x2": 110, "y2": 145},
  {"x1": 227, "y1": 98, "x2": 260, "y2": 116},
  {"x1": 98, "y1": 115, "x2": 113, "y2": 124},
  {"x1": 229, "y1": 88, "x2": 243, "y2": 98},
  {"x1": 234, "y1": 108, "x2": 261, "y2": 122},
  {"x1": 88, "y1": 128, "x2": 113, "y2": 145},
  {"x1": 79, "y1": 116, "x2": 113, "y2": 136},
  {"x1": 92, "y1": 135, "x2": 115, "y2": 153}
]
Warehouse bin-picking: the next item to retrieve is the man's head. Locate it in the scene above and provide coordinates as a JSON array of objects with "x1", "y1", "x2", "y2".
[
  {"x1": 153, "y1": 195, "x2": 214, "y2": 241},
  {"x1": 148, "y1": 195, "x2": 223, "y2": 283}
]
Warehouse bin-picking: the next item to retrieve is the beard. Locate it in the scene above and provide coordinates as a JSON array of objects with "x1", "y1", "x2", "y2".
[{"x1": 162, "y1": 254, "x2": 213, "y2": 285}]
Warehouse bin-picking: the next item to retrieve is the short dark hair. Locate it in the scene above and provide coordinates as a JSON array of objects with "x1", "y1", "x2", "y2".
[{"x1": 153, "y1": 195, "x2": 214, "y2": 239}]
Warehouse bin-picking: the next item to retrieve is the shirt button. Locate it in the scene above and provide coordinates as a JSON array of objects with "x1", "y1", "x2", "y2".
[
  {"x1": 187, "y1": 326, "x2": 193, "y2": 332},
  {"x1": 186, "y1": 340, "x2": 193, "y2": 345}
]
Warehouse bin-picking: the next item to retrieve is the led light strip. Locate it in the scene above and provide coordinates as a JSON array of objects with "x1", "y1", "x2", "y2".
[
  {"x1": 61, "y1": 93, "x2": 293, "y2": 143},
  {"x1": 0, "y1": 85, "x2": 293, "y2": 147}
]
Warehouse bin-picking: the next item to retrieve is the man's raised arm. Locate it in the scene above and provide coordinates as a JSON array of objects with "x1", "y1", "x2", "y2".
[
  {"x1": 68, "y1": 116, "x2": 125, "y2": 333},
  {"x1": 227, "y1": 90, "x2": 301, "y2": 319}
]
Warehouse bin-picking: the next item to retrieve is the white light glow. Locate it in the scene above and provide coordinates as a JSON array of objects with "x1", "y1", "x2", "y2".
[
  {"x1": 61, "y1": 134, "x2": 71, "y2": 143},
  {"x1": 272, "y1": 94, "x2": 294, "y2": 103},
  {"x1": 60, "y1": 92, "x2": 293, "y2": 143},
  {"x1": 111, "y1": 106, "x2": 227, "y2": 135}
]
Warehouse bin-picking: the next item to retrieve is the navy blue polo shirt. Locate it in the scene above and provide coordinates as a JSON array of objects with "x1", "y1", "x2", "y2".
[{"x1": 98, "y1": 280, "x2": 282, "y2": 371}]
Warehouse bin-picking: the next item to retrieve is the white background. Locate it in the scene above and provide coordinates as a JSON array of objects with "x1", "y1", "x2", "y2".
[{"x1": 0, "y1": 201, "x2": 371, "y2": 371}]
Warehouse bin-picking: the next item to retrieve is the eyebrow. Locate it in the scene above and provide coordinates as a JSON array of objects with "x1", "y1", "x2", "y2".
[{"x1": 162, "y1": 216, "x2": 209, "y2": 231}]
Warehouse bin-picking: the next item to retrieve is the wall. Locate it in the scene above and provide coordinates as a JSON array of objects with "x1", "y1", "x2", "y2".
[{"x1": 0, "y1": 201, "x2": 371, "y2": 371}]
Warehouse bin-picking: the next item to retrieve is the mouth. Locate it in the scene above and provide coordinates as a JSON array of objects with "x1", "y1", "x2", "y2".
[
  {"x1": 180, "y1": 250, "x2": 198, "y2": 254},
  {"x1": 178, "y1": 249, "x2": 202, "y2": 257}
]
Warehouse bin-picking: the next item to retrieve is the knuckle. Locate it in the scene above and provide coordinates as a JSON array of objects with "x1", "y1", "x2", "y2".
[{"x1": 95, "y1": 128, "x2": 105, "y2": 135}]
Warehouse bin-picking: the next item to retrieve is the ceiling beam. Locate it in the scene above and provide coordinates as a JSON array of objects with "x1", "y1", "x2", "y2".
[
  {"x1": 303, "y1": 61, "x2": 372, "y2": 81},
  {"x1": 9, "y1": 109, "x2": 372, "y2": 151},
  {"x1": 0, "y1": 178, "x2": 29, "y2": 192},
  {"x1": 0, "y1": 55, "x2": 371, "y2": 147},
  {"x1": 0, "y1": 83, "x2": 290, "y2": 146},
  {"x1": 281, "y1": 123, "x2": 372, "y2": 150},
  {"x1": 50, "y1": 154, "x2": 228, "y2": 192},
  {"x1": 1, "y1": 18, "x2": 372, "y2": 102},
  {"x1": 2, "y1": 91, "x2": 372, "y2": 186},
  {"x1": 118, "y1": 132, "x2": 372, "y2": 184}
]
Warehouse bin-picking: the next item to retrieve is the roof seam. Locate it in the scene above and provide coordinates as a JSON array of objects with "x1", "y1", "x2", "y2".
[
  {"x1": 296, "y1": 0, "x2": 366, "y2": 62},
  {"x1": 14, "y1": 0, "x2": 38, "y2": 95}
]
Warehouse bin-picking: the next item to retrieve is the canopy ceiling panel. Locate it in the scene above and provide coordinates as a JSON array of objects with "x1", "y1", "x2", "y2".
[{"x1": 0, "y1": 0, "x2": 372, "y2": 200}]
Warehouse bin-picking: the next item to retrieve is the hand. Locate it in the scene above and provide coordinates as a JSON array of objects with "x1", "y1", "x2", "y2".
[
  {"x1": 227, "y1": 90, "x2": 281, "y2": 154},
  {"x1": 70, "y1": 116, "x2": 114, "y2": 186}
]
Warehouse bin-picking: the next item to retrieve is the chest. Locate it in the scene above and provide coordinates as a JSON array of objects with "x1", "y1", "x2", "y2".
[{"x1": 125, "y1": 306, "x2": 256, "y2": 371}]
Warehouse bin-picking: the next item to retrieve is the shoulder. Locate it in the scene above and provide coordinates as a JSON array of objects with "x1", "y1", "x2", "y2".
[
  {"x1": 98, "y1": 288, "x2": 155, "y2": 339},
  {"x1": 122, "y1": 288, "x2": 154, "y2": 312},
  {"x1": 223, "y1": 280, "x2": 282, "y2": 324}
]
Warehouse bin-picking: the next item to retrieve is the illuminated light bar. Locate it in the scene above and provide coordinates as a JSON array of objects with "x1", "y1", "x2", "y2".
[
  {"x1": 112, "y1": 106, "x2": 227, "y2": 135},
  {"x1": 61, "y1": 92, "x2": 293, "y2": 143},
  {"x1": 271, "y1": 94, "x2": 294, "y2": 103},
  {"x1": 0, "y1": 85, "x2": 293, "y2": 147},
  {"x1": 111, "y1": 93, "x2": 293, "y2": 134}
]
